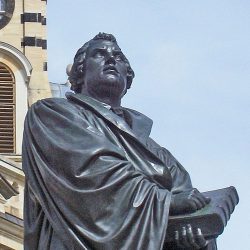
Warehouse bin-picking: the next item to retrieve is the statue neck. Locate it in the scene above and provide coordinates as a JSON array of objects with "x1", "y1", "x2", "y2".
[{"x1": 80, "y1": 89, "x2": 122, "y2": 108}]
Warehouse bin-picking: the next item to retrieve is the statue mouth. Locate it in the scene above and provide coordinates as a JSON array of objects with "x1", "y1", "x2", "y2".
[{"x1": 103, "y1": 65, "x2": 118, "y2": 74}]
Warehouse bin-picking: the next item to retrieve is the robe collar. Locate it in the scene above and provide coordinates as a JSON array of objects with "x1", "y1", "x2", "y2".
[{"x1": 66, "y1": 92, "x2": 153, "y2": 143}]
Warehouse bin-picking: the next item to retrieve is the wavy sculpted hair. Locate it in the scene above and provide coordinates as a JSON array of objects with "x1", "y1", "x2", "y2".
[{"x1": 69, "y1": 32, "x2": 135, "y2": 93}]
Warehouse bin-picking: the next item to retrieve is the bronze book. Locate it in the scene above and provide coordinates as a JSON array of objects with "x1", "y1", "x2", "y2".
[{"x1": 166, "y1": 186, "x2": 239, "y2": 242}]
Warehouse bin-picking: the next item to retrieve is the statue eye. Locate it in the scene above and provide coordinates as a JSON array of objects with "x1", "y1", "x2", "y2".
[
  {"x1": 114, "y1": 54, "x2": 123, "y2": 61},
  {"x1": 93, "y1": 51, "x2": 105, "y2": 58}
]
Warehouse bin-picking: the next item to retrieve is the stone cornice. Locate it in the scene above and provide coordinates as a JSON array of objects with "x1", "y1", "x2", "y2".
[
  {"x1": 0, "y1": 212, "x2": 23, "y2": 242},
  {"x1": 0, "y1": 156, "x2": 24, "y2": 183},
  {"x1": 0, "y1": 42, "x2": 32, "y2": 83},
  {"x1": 0, "y1": 173, "x2": 19, "y2": 199}
]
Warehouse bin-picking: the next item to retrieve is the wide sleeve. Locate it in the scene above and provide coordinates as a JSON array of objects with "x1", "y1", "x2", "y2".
[
  {"x1": 159, "y1": 147, "x2": 193, "y2": 193},
  {"x1": 22, "y1": 99, "x2": 172, "y2": 250},
  {"x1": 146, "y1": 137, "x2": 193, "y2": 194}
]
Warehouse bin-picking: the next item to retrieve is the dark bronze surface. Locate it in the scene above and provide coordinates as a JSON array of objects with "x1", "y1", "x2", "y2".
[{"x1": 22, "y1": 33, "x2": 237, "y2": 249}]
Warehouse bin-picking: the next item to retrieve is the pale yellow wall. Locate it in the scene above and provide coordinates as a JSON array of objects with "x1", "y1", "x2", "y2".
[
  {"x1": 0, "y1": 0, "x2": 24, "y2": 51},
  {"x1": 1, "y1": 0, "x2": 51, "y2": 106},
  {"x1": 0, "y1": 0, "x2": 51, "y2": 248},
  {"x1": 0, "y1": 0, "x2": 52, "y2": 151},
  {"x1": 24, "y1": 0, "x2": 51, "y2": 104}
]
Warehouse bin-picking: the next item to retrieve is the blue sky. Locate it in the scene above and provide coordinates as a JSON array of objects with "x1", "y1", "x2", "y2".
[{"x1": 47, "y1": 1, "x2": 250, "y2": 248}]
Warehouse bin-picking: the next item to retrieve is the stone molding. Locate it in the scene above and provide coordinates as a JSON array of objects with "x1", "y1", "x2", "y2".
[
  {"x1": 0, "y1": 42, "x2": 32, "y2": 83},
  {"x1": 0, "y1": 156, "x2": 24, "y2": 183},
  {"x1": 0, "y1": 173, "x2": 19, "y2": 199},
  {"x1": 0, "y1": 213, "x2": 23, "y2": 242}
]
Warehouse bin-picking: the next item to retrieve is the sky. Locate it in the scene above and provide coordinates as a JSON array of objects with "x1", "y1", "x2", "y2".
[{"x1": 47, "y1": 1, "x2": 250, "y2": 249}]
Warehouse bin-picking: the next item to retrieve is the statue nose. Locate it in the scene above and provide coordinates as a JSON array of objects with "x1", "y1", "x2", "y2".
[{"x1": 105, "y1": 55, "x2": 116, "y2": 65}]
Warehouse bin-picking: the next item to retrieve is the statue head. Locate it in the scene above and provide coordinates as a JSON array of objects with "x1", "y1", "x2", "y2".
[{"x1": 69, "y1": 33, "x2": 135, "y2": 96}]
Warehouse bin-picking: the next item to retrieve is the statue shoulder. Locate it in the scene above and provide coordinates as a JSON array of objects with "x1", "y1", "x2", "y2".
[
  {"x1": 30, "y1": 97, "x2": 79, "y2": 113},
  {"x1": 31, "y1": 97, "x2": 69, "y2": 109},
  {"x1": 26, "y1": 97, "x2": 83, "y2": 123}
]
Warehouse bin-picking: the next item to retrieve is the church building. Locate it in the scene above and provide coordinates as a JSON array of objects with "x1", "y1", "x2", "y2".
[{"x1": 0, "y1": 0, "x2": 52, "y2": 248}]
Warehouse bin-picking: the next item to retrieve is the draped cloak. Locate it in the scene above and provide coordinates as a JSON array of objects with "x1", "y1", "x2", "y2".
[{"x1": 22, "y1": 93, "x2": 215, "y2": 250}]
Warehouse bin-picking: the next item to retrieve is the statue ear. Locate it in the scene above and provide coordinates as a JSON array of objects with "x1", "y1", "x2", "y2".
[
  {"x1": 75, "y1": 65, "x2": 85, "y2": 86},
  {"x1": 126, "y1": 64, "x2": 134, "y2": 89},
  {"x1": 126, "y1": 71, "x2": 134, "y2": 89},
  {"x1": 77, "y1": 64, "x2": 84, "y2": 73}
]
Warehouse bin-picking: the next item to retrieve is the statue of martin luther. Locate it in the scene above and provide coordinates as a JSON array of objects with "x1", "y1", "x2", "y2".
[{"x1": 22, "y1": 32, "x2": 219, "y2": 250}]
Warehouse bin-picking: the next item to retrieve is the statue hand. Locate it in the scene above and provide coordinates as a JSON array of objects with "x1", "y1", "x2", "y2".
[
  {"x1": 170, "y1": 188, "x2": 210, "y2": 215},
  {"x1": 175, "y1": 224, "x2": 208, "y2": 249}
]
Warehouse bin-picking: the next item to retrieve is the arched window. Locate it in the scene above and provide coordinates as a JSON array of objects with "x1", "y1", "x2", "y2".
[
  {"x1": 0, "y1": 0, "x2": 6, "y2": 12},
  {"x1": 0, "y1": 0, "x2": 6, "y2": 21},
  {"x1": 0, "y1": 63, "x2": 15, "y2": 153}
]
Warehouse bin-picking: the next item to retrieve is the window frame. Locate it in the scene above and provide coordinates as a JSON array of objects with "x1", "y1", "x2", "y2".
[{"x1": 0, "y1": 62, "x2": 16, "y2": 154}]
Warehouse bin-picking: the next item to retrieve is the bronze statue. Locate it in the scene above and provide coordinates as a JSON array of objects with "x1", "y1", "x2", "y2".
[{"x1": 22, "y1": 33, "x2": 237, "y2": 249}]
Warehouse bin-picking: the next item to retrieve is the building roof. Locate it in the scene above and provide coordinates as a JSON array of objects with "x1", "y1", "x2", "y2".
[
  {"x1": 50, "y1": 81, "x2": 71, "y2": 98},
  {"x1": 0, "y1": 155, "x2": 22, "y2": 200}
]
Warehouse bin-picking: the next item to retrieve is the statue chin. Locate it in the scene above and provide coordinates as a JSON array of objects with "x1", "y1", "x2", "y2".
[
  {"x1": 101, "y1": 84, "x2": 125, "y2": 98},
  {"x1": 85, "y1": 79, "x2": 126, "y2": 102}
]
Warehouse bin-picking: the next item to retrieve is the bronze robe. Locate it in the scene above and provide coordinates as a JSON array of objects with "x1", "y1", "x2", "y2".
[{"x1": 22, "y1": 93, "x2": 214, "y2": 250}]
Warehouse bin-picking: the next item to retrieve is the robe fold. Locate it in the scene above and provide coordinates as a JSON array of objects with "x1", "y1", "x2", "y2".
[{"x1": 22, "y1": 93, "x2": 213, "y2": 250}]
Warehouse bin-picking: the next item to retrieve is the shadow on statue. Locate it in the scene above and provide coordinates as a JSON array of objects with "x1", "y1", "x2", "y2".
[{"x1": 22, "y1": 32, "x2": 238, "y2": 250}]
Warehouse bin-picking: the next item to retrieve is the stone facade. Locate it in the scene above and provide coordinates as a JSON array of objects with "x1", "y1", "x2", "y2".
[
  {"x1": 0, "y1": 0, "x2": 51, "y2": 249},
  {"x1": 1, "y1": 0, "x2": 51, "y2": 106},
  {"x1": 0, "y1": 156, "x2": 24, "y2": 250}
]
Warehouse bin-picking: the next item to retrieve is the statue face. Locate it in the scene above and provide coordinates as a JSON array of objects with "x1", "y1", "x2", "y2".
[{"x1": 81, "y1": 40, "x2": 128, "y2": 101}]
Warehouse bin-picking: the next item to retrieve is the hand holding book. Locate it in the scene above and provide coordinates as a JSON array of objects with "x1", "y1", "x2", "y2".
[
  {"x1": 170, "y1": 188, "x2": 211, "y2": 215},
  {"x1": 169, "y1": 188, "x2": 211, "y2": 248},
  {"x1": 166, "y1": 187, "x2": 239, "y2": 244}
]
